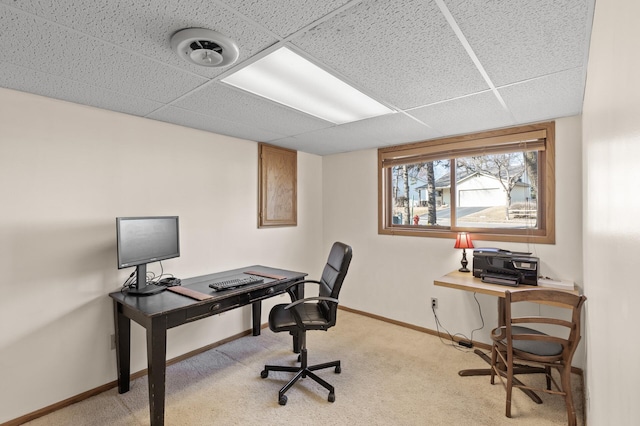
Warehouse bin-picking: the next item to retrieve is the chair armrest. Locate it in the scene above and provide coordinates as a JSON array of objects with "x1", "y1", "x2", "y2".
[
  {"x1": 283, "y1": 279, "x2": 322, "y2": 301},
  {"x1": 284, "y1": 296, "x2": 339, "y2": 310},
  {"x1": 283, "y1": 296, "x2": 339, "y2": 329},
  {"x1": 283, "y1": 279, "x2": 322, "y2": 291}
]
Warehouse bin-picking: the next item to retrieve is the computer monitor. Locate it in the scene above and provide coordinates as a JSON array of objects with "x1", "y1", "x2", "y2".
[{"x1": 116, "y1": 216, "x2": 180, "y2": 295}]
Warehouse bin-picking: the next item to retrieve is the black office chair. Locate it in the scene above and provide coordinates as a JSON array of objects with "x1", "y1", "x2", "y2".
[{"x1": 260, "y1": 242, "x2": 353, "y2": 405}]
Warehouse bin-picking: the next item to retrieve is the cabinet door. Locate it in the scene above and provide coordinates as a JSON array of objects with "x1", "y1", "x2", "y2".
[{"x1": 258, "y1": 143, "x2": 297, "y2": 227}]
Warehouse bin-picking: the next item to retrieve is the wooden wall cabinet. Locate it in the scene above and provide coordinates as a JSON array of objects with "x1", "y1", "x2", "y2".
[{"x1": 258, "y1": 143, "x2": 297, "y2": 227}]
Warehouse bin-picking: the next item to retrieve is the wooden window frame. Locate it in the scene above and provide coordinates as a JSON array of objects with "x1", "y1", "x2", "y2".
[
  {"x1": 258, "y1": 143, "x2": 297, "y2": 228},
  {"x1": 378, "y1": 122, "x2": 555, "y2": 244}
]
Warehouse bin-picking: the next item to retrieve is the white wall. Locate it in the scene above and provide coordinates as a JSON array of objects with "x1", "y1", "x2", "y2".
[
  {"x1": 0, "y1": 89, "x2": 324, "y2": 423},
  {"x1": 582, "y1": 0, "x2": 640, "y2": 423},
  {"x1": 323, "y1": 115, "x2": 584, "y2": 360}
]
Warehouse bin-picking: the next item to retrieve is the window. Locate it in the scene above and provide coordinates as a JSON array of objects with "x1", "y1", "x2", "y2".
[{"x1": 378, "y1": 122, "x2": 555, "y2": 244}]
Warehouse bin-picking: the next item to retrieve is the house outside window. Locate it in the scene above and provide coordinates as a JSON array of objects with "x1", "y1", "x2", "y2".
[{"x1": 378, "y1": 122, "x2": 555, "y2": 244}]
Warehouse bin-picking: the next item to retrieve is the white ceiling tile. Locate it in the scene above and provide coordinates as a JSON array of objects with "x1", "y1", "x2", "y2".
[
  {"x1": 0, "y1": 62, "x2": 164, "y2": 116},
  {"x1": 292, "y1": 0, "x2": 489, "y2": 109},
  {"x1": 445, "y1": 0, "x2": 591, "y2": 86},
  {"x1": 148, "y1": 106, "x2": 286, "y2": 142},
  {"x1": 0, "y1": 7, "x2": 207, "y2": 103},
  {"x1": 408, "y1": 91, "x2": 515, "y2": 136},
  {"x1": 270, "y1": 129, "x2": 356, "y2": 156},
  {"x1": 2, "y1": 0, "x2": 277, "y2": 78},
  {"x1": 335, "y1": 113, "x2": 442, "y2": 146},
  {"x1": 270, "y1": 112, "x2": 441, "y2": 155},
  {"x1": 499, "y1": 68, "x2": 585, "y2": 123},
  {"x1": 219, "y1": 0, "x2": 354, "y2": 38},
  {"x1": 173, "y1": 82, "x2": 333, "y2": 136},
  {"x1": 267, "y1": 137, "x2": 312, "y2": 153}
]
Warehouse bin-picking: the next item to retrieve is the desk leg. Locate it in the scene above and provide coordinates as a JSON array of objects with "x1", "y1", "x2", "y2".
[
  {"x1": 291, "y1": 283, "x2": 305, "y2": 353},
  {"x1": 459, "y1": 296, "x2": 507, "y2": 376},
  {"x1": 147, "y1": 317, "x2": 167, "y2": 426},
  {"x1": 252, "y1": 301, "x2": 261, "y2": 336},
  {"x1": 458, "y1": 349, "x2": 493, "y2": 377},
  {"x1": 113, "y1": 301, "x2": 131, "y2": 394},
  {"x1": 458, "y1": 351, "x2": 543, "y2": 403},
  {"x1": 457, "y1": 297, "x2": 544, "y2": 404},
  {"x1": 252, "y1": 298, "x2": 300, "y2": 352}
]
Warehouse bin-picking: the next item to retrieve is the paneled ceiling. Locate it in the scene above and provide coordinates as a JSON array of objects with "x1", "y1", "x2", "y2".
[{"x1": 0, "y1": 0, "x2": 595, "y2": 155}]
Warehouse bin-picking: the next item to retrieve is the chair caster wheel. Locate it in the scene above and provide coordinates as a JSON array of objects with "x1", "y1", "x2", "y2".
[
  {"x1": 279, "y1": 395, "x2": 288, "y2": 406},
  {"x1": 335, "y1": 366, "x2": 341, "y2": 374},
  {"x1": 328, "y1": 392, "x2": 335, "y2": 403},
  {"x1": 260, "y1": 370, "x2": 268, "y2": 378}
]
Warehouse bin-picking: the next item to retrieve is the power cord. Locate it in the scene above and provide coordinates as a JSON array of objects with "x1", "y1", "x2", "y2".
[
  {"x1": 121, "y1": 271, "x2": 136, "y2": 293},
  {"x1": 432, "y1": 303, "x2": 468, "y2": 351},
  {"x1": 469, "y1": 292, "x2": 485, "y2": 343},
  {"x1": 149, "y1": 261, "x2": 180, "y2": 285},
  {"x1": 431, "y1": 292, "x2": 485, "y2": 351},
  {"x1": 120, "y1": 261, "x2": 177, "y2": 292}
]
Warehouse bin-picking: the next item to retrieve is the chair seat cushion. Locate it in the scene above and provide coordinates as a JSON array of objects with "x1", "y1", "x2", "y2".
[
  {"x1": 269, "y1": 303, "x2": 330, "y2": 333},
  {"x1": 493, "y1": 326, "x2": 563, "y2": 357}
]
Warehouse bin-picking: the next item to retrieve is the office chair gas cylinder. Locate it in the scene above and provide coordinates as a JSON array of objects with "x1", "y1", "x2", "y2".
[{"x1": 260, "y1": 242, "x2": 352, "y2": 405}]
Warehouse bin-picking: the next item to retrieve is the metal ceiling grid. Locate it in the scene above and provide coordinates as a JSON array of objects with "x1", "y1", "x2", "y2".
[{"x1": 0, "y1": 0, "x2": 595, "y2": 155}]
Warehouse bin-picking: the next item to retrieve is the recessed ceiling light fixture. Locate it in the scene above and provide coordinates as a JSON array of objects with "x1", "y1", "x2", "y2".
[{"x1": 221, "y1": 47, "x2": 394, "y2": 124}]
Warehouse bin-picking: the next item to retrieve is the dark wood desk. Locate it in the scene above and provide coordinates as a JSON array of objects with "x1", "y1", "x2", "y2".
[
  {"x1": 110, "y1": 265, "x2": 307, "y2": 426},
  {"x1": 434, "y1": 270, "x2": 577, "y2": 402}
]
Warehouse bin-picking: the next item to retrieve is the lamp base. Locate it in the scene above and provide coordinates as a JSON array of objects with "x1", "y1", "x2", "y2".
[{"x1": 459, "y1": 248, "x2": 470, "y2": 273}]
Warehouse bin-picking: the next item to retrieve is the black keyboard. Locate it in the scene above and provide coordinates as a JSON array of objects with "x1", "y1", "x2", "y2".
[{"x1": 208, "y1": 275, "x2": 264, "y2": 291}]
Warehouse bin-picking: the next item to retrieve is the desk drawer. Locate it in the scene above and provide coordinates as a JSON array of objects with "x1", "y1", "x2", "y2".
[
  {"x1": 185, "y1": 294, "x2": 248, "y2": 321},
  {"x1": 248, "y1": 285, "x2": 277, "y2": 302},
  {"x1": 248, "y1": 281, "x2": 295, "y2": 302}
]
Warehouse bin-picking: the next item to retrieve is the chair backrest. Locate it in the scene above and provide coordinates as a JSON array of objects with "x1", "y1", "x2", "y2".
[
  {"x1": 504, "y1": 289, "x2": 587, "y2": 362},
  {"x1": 318, "y1": 242, "x2": 353, "y2": 320}
]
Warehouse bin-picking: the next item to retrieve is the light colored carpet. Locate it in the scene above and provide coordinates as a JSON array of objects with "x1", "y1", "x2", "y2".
[{"x1": 25, "y1": 310, "x2": 583, "y2": 425}]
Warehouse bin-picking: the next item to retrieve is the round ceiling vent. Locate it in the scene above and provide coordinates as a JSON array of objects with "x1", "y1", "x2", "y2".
[{"x1": 170, "y1": 28, "x2": 239, "y2": 67}]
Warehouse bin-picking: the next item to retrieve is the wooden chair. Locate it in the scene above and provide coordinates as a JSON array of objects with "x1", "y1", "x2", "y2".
[{"x1": 490, "y1": 289, "x2": 586, "y2": 425}]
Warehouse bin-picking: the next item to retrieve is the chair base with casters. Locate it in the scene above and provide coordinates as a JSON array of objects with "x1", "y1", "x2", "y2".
[
  {"x1": 260, "y1": 242, "x2": 352, "y2": 406},
  {"x1": 261, "y1": 333, "x2": 341, "y2": 405}
]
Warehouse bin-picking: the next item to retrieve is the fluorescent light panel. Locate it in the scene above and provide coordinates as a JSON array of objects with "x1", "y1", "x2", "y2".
[{"x1": 222, "y1": 47, "x2": 394, "y2": 124}]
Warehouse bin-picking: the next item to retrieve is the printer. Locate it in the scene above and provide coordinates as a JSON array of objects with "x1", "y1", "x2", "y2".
[{"x1": 472, "y1": 248, "x2": 539, "y2": 286}]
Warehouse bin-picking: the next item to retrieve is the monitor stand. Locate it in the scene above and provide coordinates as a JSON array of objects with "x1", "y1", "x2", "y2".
[{"x1": 127, "y1": 264, "x2": 166, "y2": 296}]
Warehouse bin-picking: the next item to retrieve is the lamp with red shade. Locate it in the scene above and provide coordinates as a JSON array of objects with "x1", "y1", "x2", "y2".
[{"x1": 454, "y1": 232, "x2": 474, "y2": 272}]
